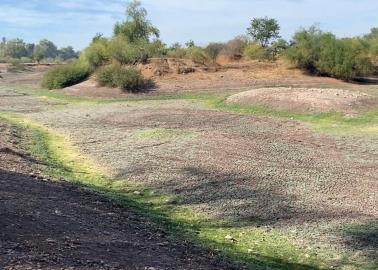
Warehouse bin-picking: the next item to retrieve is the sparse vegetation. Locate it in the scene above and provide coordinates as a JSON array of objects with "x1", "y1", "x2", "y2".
[
  {"x1": 7, "y1": 59, "x2": 29, "y2": 72},
  {"x1": 221, "y1": 36, "x2": 248, "y2": 60},
  {"x1": 205, "y1": 42, "x2": 225, "y2": 63},
  {"x1": 186, "y1": 46, "x2": 210, "y2": 65}
]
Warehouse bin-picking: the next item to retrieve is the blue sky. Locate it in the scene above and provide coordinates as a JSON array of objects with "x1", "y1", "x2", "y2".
[{"x1": 1, "y1": 0, "x2": 377, "y2": 50}]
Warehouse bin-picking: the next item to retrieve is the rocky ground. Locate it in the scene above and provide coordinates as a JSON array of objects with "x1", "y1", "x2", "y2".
[
  {"x1": 0, "y1": 121, "x2": 236, "y2": 270},
  {"x1": 227, "y1": 87, "x2": 378, "y2": 114},
  {"x1": 0, "y1": 65, "x2": 377, "y2": 269}
]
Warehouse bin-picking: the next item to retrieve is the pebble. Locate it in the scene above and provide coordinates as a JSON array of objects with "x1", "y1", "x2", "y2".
[{"x1": 225, "y1": 235, "x2": 237, "y2": 242}]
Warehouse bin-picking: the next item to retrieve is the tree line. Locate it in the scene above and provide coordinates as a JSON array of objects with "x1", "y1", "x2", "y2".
[
  {"x1": 42, "y1": 0, "x2": 378, "y2": 91},
  {"x1": 0, "y1": 38, "x2": 79, "y2": 63}
]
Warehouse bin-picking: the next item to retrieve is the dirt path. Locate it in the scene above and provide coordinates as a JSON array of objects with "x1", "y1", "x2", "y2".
[{"x1": 0, "y1": 121, "x2": 236, "y2": 270}]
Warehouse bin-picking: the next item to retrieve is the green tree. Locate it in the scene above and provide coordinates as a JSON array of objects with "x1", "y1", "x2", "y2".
[
  {"x1": 58, "y1": 46, "x2": 78, "y2": 60},
  {"x1": 185, "y1": 40, "x2": 195, "y2": 48},
  {"x1": 363, "y1": 27, "x2": 378, "y2": 63},
  {"x1": 33, "y1": 39, "x2": 58, "y2": 61},
  {"x1": 25, "y1": 43, "x2": 35, "y2": 58},
  {"x1": 33, "y1": 46, "x2": 44, "y2": 63},
  {"x1": 114, "y1": 0, "x2": 159, "y2": 42},
  {"x1": 285, "y1": 26, "x2": 373, "y2": 80},
  {"x1": 285, "y1": 26, "x2": 325, "y2": 72},
  {"x1": 247, "y1": 17, "x2": 280, "y2": 47},
  {"x1": 0, "y1": 37, "x2": 6, "y2": 58},
  {"x1": 109, "y1": 35, "x2": 149, "y2": 65},
  {"x1": 4, "y1": 38, "x2": 28, "y2": 58},
  {"x1": 82, "y1": 37, "x2": 110, "y2": 70},
  {"x1": 364, "y1": 27, "x2": 378, "y2": 41},
  {"x1": 170, "y1": 42, "x2": 182, "y2": 50}
]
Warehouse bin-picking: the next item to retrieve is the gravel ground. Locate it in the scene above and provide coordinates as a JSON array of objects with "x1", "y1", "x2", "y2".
[
  {"x1": 0, "y1": 119, "x2": 237, "y2": 270},
  {"x1": 227, "y1": 87, "x2": 378, "y2": 113},
  {"x1": 0, "y1": 81, "x2": 377, "y2": 267}
]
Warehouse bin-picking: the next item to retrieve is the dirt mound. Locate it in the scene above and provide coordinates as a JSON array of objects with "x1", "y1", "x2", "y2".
[
  {"x1": 139, "y1": 58, "x2": 214, "y2": 78},
  {"x1": 227, "y1": 87, "x2": 378, "y2": 113},
  {"x1": 62, "y1": 79, "x2": 135, "y2": 98}
]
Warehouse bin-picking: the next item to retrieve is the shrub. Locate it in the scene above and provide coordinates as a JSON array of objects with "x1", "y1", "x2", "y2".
[
  {"x1": 363, "y1": 28, "x2": 378, "y2": 64},
  {"x1": 244, "y1": 43, "x2": 268, "y2": 60},
  {"x1": 285, "y1": 26, "x2": 325, "y2": 73},
  {"x1": 220, "y1": 36, "x2": 248, "y2": 60},
  {"x1": 285, "y1": 26, "x2": 373, "y2": 80},
  {"x1": 205, "y1": 42, "x2": 225, "y2": 63},
  {"x1": 96, "y1": 64, "x2": 118, "y2": 87},
  {"x1": 167, "y1": 47, "x2": 187, "y2": 59},
  {"x1": 41, "y1": 61, "x2": 89, "y2": 89},
  {"x1": 7, "y1": 59, "x2": 28, "y2": 72},
  {"x1": 96, "y1": 64, "x2": 145, "y2": 91},
  {"x1": 186, "y1": 46, "x2": 210, "y2": 64},
  {"x1": 114, "y1": 67, "x2": 144, "y2": 91},
  {"x1": 82, "y1": 38, "x2": 110, "y2": 70},
  {"x1": 317, "y1": 38, "x2": 373, "y2": 80},
  {"x1": 146, "y1": 40, "x2": 167, "y2": 57},
  {"x1": 270, "y1": 38, "x2": 289, "y2": 58},
  {"x1": 109, "y1": 36, "x2": 149, "y2": 65}
]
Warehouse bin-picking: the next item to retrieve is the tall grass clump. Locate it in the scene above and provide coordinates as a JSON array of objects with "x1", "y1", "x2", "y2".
[{"x1": 41, "y1": 61, "x2": 89, "y2": 89}]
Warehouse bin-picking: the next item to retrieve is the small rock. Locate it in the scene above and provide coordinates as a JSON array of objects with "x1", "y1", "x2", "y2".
[
  {"x1": 225, "y1": 235, "x2": 237, "y2": 242},
  {"x1": 133, "y1": 191, "x2": 142, "y2": 195},
  {"x1": 164, "y1": 198, "x2": 177, "y2": 204},
  {"x1": 247, "y1": 249, "x2": 253, "y2": 253}
]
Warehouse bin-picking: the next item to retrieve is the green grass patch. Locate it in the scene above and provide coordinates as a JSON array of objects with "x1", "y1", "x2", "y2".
[
  {"x1": 16, "y1": 84, "x2": 377, "y2": 135},
  {"x1": 133, "y1": 128, "x2": 196, "y2": 140},
  {"x1": 208, "y1": 98, "x2": 378, "y2": 135},
  {"x1": 0, "y1": 112, "x2": 345, "y2": 270}
]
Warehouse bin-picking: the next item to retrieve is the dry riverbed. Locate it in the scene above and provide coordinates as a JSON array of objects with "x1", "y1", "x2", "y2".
[{"x1": 0, "y1": 71, "x2": 377, "y2": 269}]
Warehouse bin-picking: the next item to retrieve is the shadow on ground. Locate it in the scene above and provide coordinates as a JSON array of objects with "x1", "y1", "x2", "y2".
[
  {"x1": 341, "y1": 221, "x2": 378, "y2": 263},
  {"x1": 150, "y1": 166, "x2": 366, "y2": 226},
  {"x1": 0, "y1": 168, "x2": 235, "y2": 270},
  {"x1": 0, "y1": 166, "x2": 323, "y2": 270}
]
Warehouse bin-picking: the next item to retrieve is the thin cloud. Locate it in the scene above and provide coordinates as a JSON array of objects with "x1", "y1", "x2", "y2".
[{"x1": 1, "y1": 0, "x2": 378, "y2": 49}]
